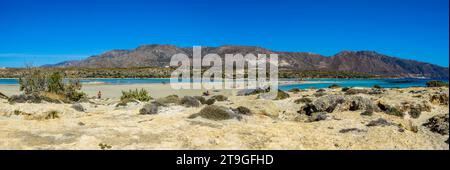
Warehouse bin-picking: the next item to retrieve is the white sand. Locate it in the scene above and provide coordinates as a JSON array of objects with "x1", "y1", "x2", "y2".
[{"x1": 0, "y1": 85, "x2": 448, "y2": 150}]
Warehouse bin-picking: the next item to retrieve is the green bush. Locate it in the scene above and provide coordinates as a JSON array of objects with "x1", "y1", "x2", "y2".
[
  {"x1": 120, "y1": 89, "x2": 151, "y2": 102},
  {"x1": 426, "y1": 80, "x2": 448, "y2": 87},
  {"x1": 409, "y1": 108, "x2": 421, "y2": 119},
  {"x1": 294, "y1": 97, "x2": 312, "y2": 104},
  {"x1": 18, "y1": 68, "x2": 86, "y2": 102},
  {"x1": 328, "y1": 84, "x2": 340, "y2": 89},
  {"x1": 341, "y1": 87, "x2": 350, "y2": 92},
  {"x1": 373, "y1": 85, "x2": 382, "y2": 89}
]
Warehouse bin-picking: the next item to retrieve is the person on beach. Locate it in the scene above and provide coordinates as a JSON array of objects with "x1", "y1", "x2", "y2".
[
  {"x1": 202, "y1": 90, "x2": 210, "y2": 96},
  {"x1": 97, "y1": 91, "x2": 102, "y2": 99}
]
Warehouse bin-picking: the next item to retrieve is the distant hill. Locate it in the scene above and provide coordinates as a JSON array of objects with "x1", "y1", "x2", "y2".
[{"x1": 48, "y1": 44, "x2": 449, "y2": 78}]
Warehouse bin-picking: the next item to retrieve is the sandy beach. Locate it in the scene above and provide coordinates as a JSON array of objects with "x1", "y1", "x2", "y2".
[{"x1": 0, "y1": 83, "x2": 449, "y2": 150}]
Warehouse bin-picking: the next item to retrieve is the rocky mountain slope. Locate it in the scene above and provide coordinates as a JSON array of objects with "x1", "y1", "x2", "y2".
[{"x1": 49, "y1": 45, "x2": 449, "y2": 78}]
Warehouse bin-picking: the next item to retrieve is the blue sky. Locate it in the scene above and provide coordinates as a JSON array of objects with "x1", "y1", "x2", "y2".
[{"x1": 0, "y1": 0, "x2": 448, "y2": 67}]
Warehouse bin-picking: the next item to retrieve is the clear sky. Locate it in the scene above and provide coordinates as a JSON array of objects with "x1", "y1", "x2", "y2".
[{"x1": 0, "y1": 0, "x2": 448, "y2": 67}]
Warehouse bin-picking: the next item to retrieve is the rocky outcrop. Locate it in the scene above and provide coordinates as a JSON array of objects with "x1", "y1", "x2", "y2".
[
  {"x1": 298, "y1": 95, "x2": 378, "y2": 115},
  {"x1": 423, "y1": 114, "x2": 449, "y2": 135},
  {"x1": 189, "y1": 105, "x2": 242, "y2": 121}
]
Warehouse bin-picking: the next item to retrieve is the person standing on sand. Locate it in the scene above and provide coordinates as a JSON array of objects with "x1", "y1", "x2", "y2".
[{"x1": 97, "y1": 91, "x2": 102, "y2": 99}]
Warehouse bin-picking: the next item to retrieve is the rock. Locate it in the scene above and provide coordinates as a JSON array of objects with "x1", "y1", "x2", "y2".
[
  {"x1": 345, "y1": 88, "x2": 369, "y2": 95},
  {"x1": 349, "y1": 96, "x2": 377, "y2": 111},
  {"x1": 430, "y1": 93, "x2": 449, "y2": 105},
  {"x1": 204, "y1": 98, "x2": 216, "y2": 105},
  {"x1": 180, "y1": 96, "x2": 201, "y2": 107},
  {"x1": 339, "y1": 128, "x2": 366, "y2": 133},
  {"x1": 139, "y1": 102, "x2": 159, "y2": 115},
  {"x1": 313, "y1": 92, "x2": 326, "y2": 97},
  {"x1": 294, "y1": 97, "x2": 312, "y2": 104},
  {"x1": 308, "y1": 112, "x2": 328, "y2": 122},
  {"x1": 360, "y1": 109, "x2": 373, "y2": 116},
  {"x1": 154, "y1": 95, "x2": 180, "y2": 106},
  {"x1": 210, "y1": 95, "x2": 228, "y2": 101},
  {"x1": 299, "y1": 95, "x2": 378, "y2": 115},
  {"x1": 366, "y1": 118, "x2": 396, "y2": 127},
  {"x1": 368, "y1": 88, "x2": 385, "y2": 95},
  {"x1": 408, "y1": 108, "x2": 421, "y2": 119},
  {"x1": 232, "y1": 106, "x2": 252, "y2": 115},
  {"x1": 71, "y1": 103, "x2": 85, "y2": 112},
  {"x1": 0, "y1": 92, "x2": 8, "y2": 99},
  {"x1": 328, "y1": 84, "x2": 340, "y2": 89},
  {"x1": 316, "y1": 89, "x2": 326, "y2": 92},
  {"x1": 194, "y1": 96, "x2": 206, "y2": 104},
  {"x1": 275, "y1": 90, "x2": 290, "y2": 100},
  {"x1": 377, "y1": 102, "x2": 404, "y2": 117},
  {"x1": 189, "y1": 105, "x2": 242, "y2": 121},
  {"x1": 288, "y1": 88, "x2": 301, "y2": 93},
  {"x1": 8, "y1": 94, "x2": 42, "y2": 104},
  {"x1": 423, "y1": 114, "x2": 449, "y2": 135},
  {"x1": 237, "y1": 88, "x2": 268, "y2": 96},
  {"x1": 341, "y1": 87, "x2": 350, "y2": 92}
]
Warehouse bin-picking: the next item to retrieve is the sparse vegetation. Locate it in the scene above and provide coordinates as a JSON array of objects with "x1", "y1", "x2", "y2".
[
  {"x1": 294, "y1": 97, "x2": 312, "y2": 104},
  {"x1": 426, "y1": 80, "x2": 448, "y2": 87},
  {"x1": 373, "y1": 85, "x2": 382, "y2": 89},
  {"x1": 44, "y1": 110, "x2": 60, "y2": 119},
  {"x1": 409, "y1": 108, "x2": 421, "y2": 119},
  {"x1": 120, "y1": 89, "x2": 151, "y2": 102},
  {"x1": 328, "y1": 84, "x2": 340, "y2": 89},
  {"x1": 17, "y1": 67, "x2": 86, "y2": 102}
]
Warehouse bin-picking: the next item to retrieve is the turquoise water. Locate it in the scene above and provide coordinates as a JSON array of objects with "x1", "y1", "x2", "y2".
[
  {"x1": 279, "y1": 78, "x2": 449, "y2": 90},
  {"x1": 0, "y1": 78, "x2": 448, "y2": 90}
]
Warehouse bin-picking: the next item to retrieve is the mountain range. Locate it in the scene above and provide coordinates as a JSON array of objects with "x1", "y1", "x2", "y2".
[{"x1": 49, "y1": 45, "x2": 449, "y2": 78}]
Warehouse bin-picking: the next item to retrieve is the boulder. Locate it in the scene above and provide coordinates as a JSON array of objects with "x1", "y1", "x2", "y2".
[
  {"x1": 308, "y1": 112, "x2": 328, "y2": 122},
  {"x1": 139, "y1": 102, "x2": 159, "y2": 115},
  {"x1": 189, "y1": 105, "x2": 242, "y2": 121},
  {"x1": 232, "y1": 106, "x2": 252, "y2": 115},
  {"x1": 377, "y1": 102, "x2": 405, "y2": 117},
  {"x1": 194, "y1": 96, "x2": 206, "y2": 104},
  {"x1": 345, "y1": 88, "x2": 369, "y2": 95},
  {"x1": 180, "y1": 96, "x2": 201, "y2": 107},
  {"x1": 71, "y1": 103, "x2": 85, "y2": 112},
  {"x1": 275, "y1": 90, "x2": 290, "y2": 100},
  {"x1": 154, "y1": 95, "x2": 180, "y2": 106},
  {"x1": 204, "y1": 98, "x2": 216, "y2": 105},
  {"x1": 294, "y1": 97, "x2": 312, "y2": 104},
  {"x1": 423, "y1": 114, "x2": 449, "y2": 135},
  {"x1": 210, "y1": 95, "x2": 228, "y2": 101},
  {"x1": 8, "y1": 94, "x2": 42, "y2": 104}
]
